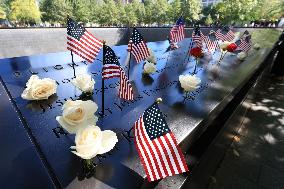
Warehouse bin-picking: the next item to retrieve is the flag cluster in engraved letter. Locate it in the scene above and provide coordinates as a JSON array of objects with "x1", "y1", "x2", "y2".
[
  {"x1": 133, "y1": 102, "x2": 189, "y2": 182},
  {"x1": 215, "y1": 29, "x2": 235, "y2": 42},
  {"x1": 170, "y1": 16, "x2": 185, "y2": 43},
  {"x1": 236, "y1": 33, "x2": 252, "y2": 52},
  {"x1": 192, "y1": 29, "x2": 203, "y2": 48},
  {"x1": 67, "y1": 17, "x2": 103, "y2": 63},
  {"x1": 127, "y1": 28, "x2": 150, "y2": 63},
  {"x1": 201, "y1": 31, "x2": 218, "y2": 53},
  {"x1": 102, "y1": 45, "x2": 133, "y2": 100}
]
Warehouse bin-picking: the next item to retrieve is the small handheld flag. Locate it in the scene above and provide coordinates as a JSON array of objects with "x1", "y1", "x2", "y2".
[
  {"x1": 170, "y1": 16, "x2": 185, "y2": 43},
  {"x1": 67, "y1": 17, "x2": 103, "y2": 63},
  {"x1": 127, "y1": 28, "x2": 150, "y2": 63},
  {"x1": 236, "y1": 35, "x2": 252, "y2": 52},
  {"x1": 102, "y1": 45, "x2": 134, "y2": 101},
  {"x1": 133, "y1": 100, "x2": 189, "y2": 181},
  {"x1": 192, "y1": 27, "x2": 203, "y2": 48}
]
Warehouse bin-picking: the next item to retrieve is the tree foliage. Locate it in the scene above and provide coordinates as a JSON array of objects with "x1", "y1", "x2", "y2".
[
  {"x1": 182, "y1": 0, "x2": 202, "y2": 24},
  {"x1": 2, "y1": 0, "x2": 282, "y2": 26},
  {"x1": 9, "y1": 0, "x2": 41, "y2": 24},
  {"x1": 0, "y1": 6, "x2": 6, "y2": 19},
  {"x1": 40, "y1": 0, "x2": 72, "y2": 24}
]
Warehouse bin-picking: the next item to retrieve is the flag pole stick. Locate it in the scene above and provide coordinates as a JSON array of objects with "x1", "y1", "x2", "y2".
[
  {"x1": 128, "y1": 52, "x2": 131, "y2": 79},
  {"x1": 102, "y1": 41, "x2": 106, "y2": 116},
  {"x1": 71, "y1": 50, "x2": 76, "y2": 78},
  {"x1": 165, "y1": 36, "x2": 171, "y2": 67}
]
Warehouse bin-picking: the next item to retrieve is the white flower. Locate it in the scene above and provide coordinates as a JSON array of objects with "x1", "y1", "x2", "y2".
[
  {"x1": 237, "y1": 52, "x2": 247, "y2": 61},
  {"x1": 219, "y1": 41, "x2": 230, "y2": 51},
  {"x1": 143, "y1": 61, "x2": 156, "y2": 74},
  {"x1": 21, "y1": 75, "x2": 57, "y2": 100},
  {"x1": 179, "y1": 74, "x2": 201, "y2": 92},
  {"x1": 71, "y1": 74, "x2": 95, "y2": 93},
  {"x1": 71, "y1": 125, "x2": 118, "y2": 159},
  {"x1": 56, "y1": 100, "x2": 98, "y2": 134},
  {"x1": 146, "y1": 49, "x2": 157, "y2": 64},
  {"x1": 253, "y1": 43, "x2": 260, "y2": 50}
]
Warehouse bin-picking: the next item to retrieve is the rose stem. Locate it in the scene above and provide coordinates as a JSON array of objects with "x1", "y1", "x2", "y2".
[{"x1": 193, "y1": 58, "x2": 198, "y2": 74}]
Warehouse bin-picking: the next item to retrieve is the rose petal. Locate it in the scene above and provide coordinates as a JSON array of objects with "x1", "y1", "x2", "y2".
[{"x1": 98, "y1": 130, "x2": 118, "y2": 154}]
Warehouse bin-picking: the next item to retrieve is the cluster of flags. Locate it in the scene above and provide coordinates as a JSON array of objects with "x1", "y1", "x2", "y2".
[{"x1": 66, "y1": 17, "x2": 253, "y2": 182}]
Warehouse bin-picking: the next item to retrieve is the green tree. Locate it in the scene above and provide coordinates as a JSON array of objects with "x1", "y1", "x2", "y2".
[
  {"x1": 153, "y1": 0, "x2": 169, "y2": 26},
  {"x1": 97, "y1": 0, "x2": 119, "y2": 26},
  {"x1": 181, "y1": 0, "x2": 202, "y2": 24},
  {"x1": 40, "y1": 0, "x2": 72, "y2": 24},
  {"x1": 124, "y1": 3, "x2": 137, "y2": 26},
  {"x1": 213, "y1": 0, "x2": 259, "y2": 24},
  {"x1": 9, "y1": 0, "x2": 41, "y2": 24},
  {"x1": 117, "y1": 0, "x2": 127, "y2": 26},
  {"x1": 0, "y1": 6, "x2": 6, "y2": 19},
  {"x1": 144, "y1": 0, "x2": 156, "y2": 24},
  {"x1": 254, "y1": 0, "x2": 284, "y2": 20},
  {"x1": 169, "y1": 0, "x2": 182, "y2": 23},
  {"x1": 132, "y1": 0, "x2": 145, "y2": 25},
  {"x1": 205, "y1": 14, "x2": 213, "y2": 26},
  {"x1": 69, "y1": 0, "x2": 90, "y2": 23}
]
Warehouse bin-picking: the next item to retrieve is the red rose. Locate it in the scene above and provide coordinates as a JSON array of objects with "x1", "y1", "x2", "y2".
[
  {"x1": 226, "y1": 43, "x2": 237, "y2": 52},
  {"x1": 190, "y1": 47, "x2": 203, "y2": 58}
]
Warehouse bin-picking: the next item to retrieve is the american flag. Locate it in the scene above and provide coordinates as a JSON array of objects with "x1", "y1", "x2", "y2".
[
  {"x1": 236, "y1": 36, "x2": 252, "y2": 52},
  {"x1": 202, "y1": 31, "x2": 218, "y2": 53},
  {"x1": 67, "y1": 17, "x2": 103, "y2": 63},
  {"x1": 133, "y1": 102, "x2": 189, "y2": 182},
  {"x1": 102, "y1": 45, "x2": 133, "y2": 100},
  {"x1": 192, "y1": 28, "x2": 203, "y2": 48},
  {"x1": 128, "y1": 28, "x2": 150, "y2": 63},
  {"x1": 170, "y1": 16, "x2": 185, "y2": 43},
  {"x1": 215, "y1": 29, "x2": 235, "y2": 42}
]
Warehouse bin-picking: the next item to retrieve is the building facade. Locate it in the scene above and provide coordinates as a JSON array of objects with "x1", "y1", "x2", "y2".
[{"x1": 202, "y1": 0, "x2": 221, "y2": 7}]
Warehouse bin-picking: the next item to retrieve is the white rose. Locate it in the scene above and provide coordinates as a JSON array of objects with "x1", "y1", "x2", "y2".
[
  {"x1": 71, "y1": 125, "x2": 118, "y2": 159},
  {"x1": 21, "y1": 75, "x2": 57, "y2": 100},
  {"x1": 219, "y1": 41, "x2": 230, "y2": 51},
  {"x1": 56, "y1": 100, "x2": 98, "y2": 134},
  {"x1": 146, "y1": 49, "x2": 157, "y2": 64},
  {"x1": 71, "y1": 74, "x2": 95, "y2": 93},
  {"x1": 179, "y1": 74, "x2": 201, "y2": 92},
  {"x1": 253, "y1": 43, "x2": 260, "y2": 50},
  {"x1": 143, "y1": 61, "x2": 156, "y2": 74},
  {"x1": 237, "y1": 52, "x2": 247, "y2": 61}
]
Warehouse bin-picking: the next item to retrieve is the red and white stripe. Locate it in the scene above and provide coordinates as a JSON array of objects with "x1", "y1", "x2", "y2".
[
  {"x1": 215, "y1": 29, "x2": 235, "y2": 42},
  {"x1": 67, "y1": 31, "x2": 103, "y2": 63},
  {"x1": 202, "y1": 35, "x2": 218, "y2": 53},
  {"x1": 170, "y1": 25, "x2": 185, "y2": 43},
  {"x1": 119, "y1": 68, "x2": 133, "y2": 100},
  {"x1": 102, "y1": 64, "x2": 121, "y2": 79},
  {"x1": 134, "y1": 117, "x2": 188, "y2": 182},
  {"x1": 237, "y1": 39, "x2": 252, "y2": 52},
  {"x1": 192, "y1": 32, "x2": 203, "y2": 48},
  {"x1": 131, "y1": 41, "x2": 150, "y2": 63}
]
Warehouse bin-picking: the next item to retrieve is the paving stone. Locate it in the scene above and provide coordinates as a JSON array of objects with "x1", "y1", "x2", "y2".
[
  {"x1": 208, "y1": 76, "x2": 284, "y2": 189},
  {"x1": 258, "y1": 164, "x2": 284, "y2": 189}
]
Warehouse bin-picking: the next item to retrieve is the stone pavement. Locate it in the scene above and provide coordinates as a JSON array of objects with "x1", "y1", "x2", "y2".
[{"x1": 208, "y1": 74, "x2": 284, "y2": 189}]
